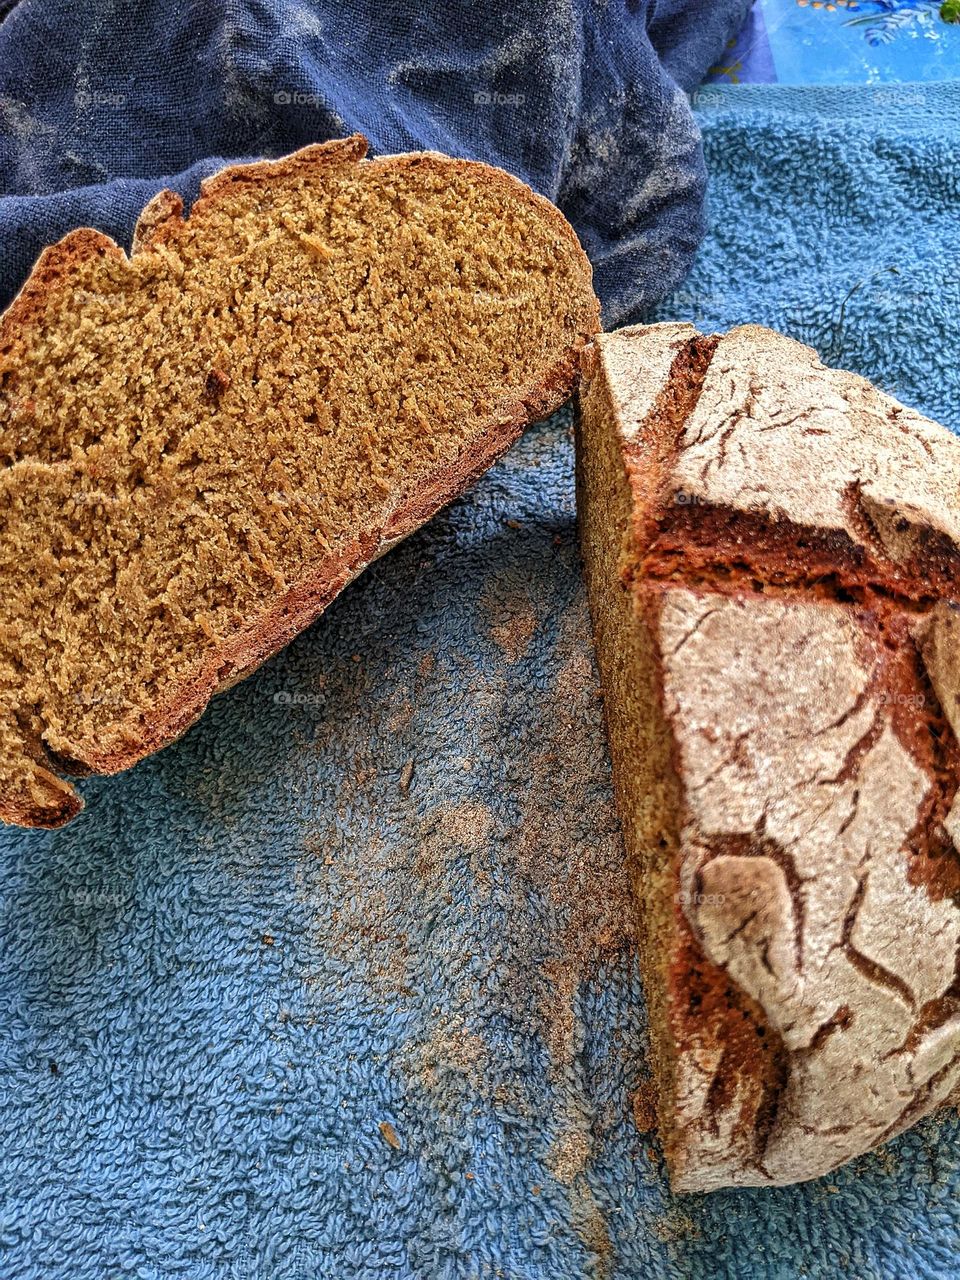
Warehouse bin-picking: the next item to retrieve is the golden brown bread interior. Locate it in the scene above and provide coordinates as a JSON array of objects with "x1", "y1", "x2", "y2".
[
  {"x1": 0, "y1": 134, "x2": 599, "y2": 828},
  {"x1": 577, "y1": 322, "x2": 960, "y2": 1192}
]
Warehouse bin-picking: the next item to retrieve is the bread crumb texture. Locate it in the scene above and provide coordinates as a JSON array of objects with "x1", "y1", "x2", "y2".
[
  {"x1": 577, "y1": 322, "x2": 960, "y2": 1192},
  {"x1": 0, "y1": 134, "x2": 598, "y2": 828}
]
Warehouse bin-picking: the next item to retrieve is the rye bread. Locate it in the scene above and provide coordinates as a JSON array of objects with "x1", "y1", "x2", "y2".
[
  {"x1": 0, "y1": 134, "x2": 599, "y2": 828},
  {"x1": 577, "y1": 322, "x2": 960, "y2": 1191}
]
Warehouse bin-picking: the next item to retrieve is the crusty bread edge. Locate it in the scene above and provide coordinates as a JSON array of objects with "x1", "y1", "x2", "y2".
[{"x1": 0, "y1": 135, "x2": 599, "y2": 824}]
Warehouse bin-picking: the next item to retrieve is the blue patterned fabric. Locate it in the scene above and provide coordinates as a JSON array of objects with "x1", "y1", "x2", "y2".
[
  {"x1": 0, "y1": 0, "x2": 748, "y2": 326},
  {"x1": 3, "y1": 8, "x2": 960, "y2": 1279},
  {"x1": 707, "y1": 1, "x2": 960, "y2": 87}
]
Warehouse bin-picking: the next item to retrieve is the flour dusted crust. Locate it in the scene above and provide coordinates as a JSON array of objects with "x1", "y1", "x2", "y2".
[
  {"x1": 673, "y1": 325, "x2": 960, "y2": 564},
  {"x1": 661, "y1": 590, "x2": 960, "y2": 1188},
  {"x1": 576, "y1": 322, "x2": 960, "y2": 1192}
]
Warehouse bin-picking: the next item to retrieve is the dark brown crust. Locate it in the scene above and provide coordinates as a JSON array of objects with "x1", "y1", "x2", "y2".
[
  {"x1": 620, "y1": 335, "x2": 720, "y2": 565},
  {"x1": 0, "y1": 134, "x2": 599, "y2": 827},
  {"x1": 642, "y1": 503, "x2": 960, "y2": 606},
  {"x1": 0, "y1": 227, "x2": 126, "y2": 348}
]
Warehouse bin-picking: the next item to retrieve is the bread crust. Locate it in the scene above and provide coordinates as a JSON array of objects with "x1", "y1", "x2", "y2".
[
  {"x1": 578, "y1": 321, "x2": 960, "y2": 1192},
  {"x1": 0, "y1": 135, "x2": 598, "y2": 827}
]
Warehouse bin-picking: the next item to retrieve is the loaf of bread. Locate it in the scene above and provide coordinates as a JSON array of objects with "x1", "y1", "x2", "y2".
[
  {"x1": 0, "y1": 134, "x2": 599, "y2": 828},
  {"x1": 577, "y1": 321, "x2": 960, "y2": 1191}
]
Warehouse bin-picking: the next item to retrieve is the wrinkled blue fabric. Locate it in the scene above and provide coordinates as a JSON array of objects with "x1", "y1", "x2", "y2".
[{"x1": 0, "y1": 0, "x2": 749, "y2": 325}]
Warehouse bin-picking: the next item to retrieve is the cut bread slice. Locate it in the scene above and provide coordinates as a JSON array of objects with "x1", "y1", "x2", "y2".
[
  {"x1": 0, "y1": 134, "x2": 599, "y2": 827},
  {"x1": 577, "y1": 322, "x2": 960, "y2": 1191}
]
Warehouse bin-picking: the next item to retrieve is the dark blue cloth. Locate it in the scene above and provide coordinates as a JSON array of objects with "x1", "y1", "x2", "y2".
[{"x1": 0, "y1": 0, "x2": 750, "y2": 324}]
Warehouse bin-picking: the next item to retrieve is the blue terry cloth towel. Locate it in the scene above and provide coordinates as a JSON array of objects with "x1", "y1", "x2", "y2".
[
  {"x1": 3, "y1": 21, "x2": 960, "y2": 1280},
  {"x1": 0, "y1": 0, "x2": 750, "y2": 325}
]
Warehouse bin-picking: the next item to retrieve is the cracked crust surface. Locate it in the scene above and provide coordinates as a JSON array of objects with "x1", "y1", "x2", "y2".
[
  {"x1": 672, "y1": 325, "x2": 960, "y2": 568},
  {"x1": 0, "y1": 134, "x2": 599, "y2": 828},
  {"x1": 661, "y1": 589, "x2": 960, "y2": 1188},
  {"x1": 576, "y1": 321, "x2": 960, "y2": 1192}
]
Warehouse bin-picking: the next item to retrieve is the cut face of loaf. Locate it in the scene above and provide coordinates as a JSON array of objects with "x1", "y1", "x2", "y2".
[
  {"x1": 576, "y1": 322, "x2": 960, "y2": 1192},
  {"x1": 0, "y1": 134, "x2": 599, "y2": 828}
]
